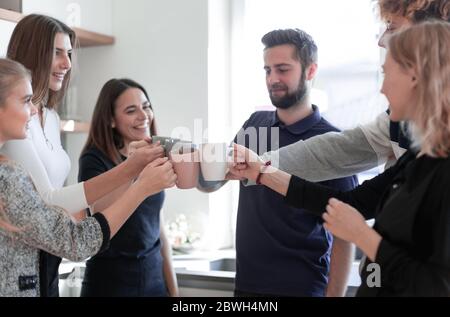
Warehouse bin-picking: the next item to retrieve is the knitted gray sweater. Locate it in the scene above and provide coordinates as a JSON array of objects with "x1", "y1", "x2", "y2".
[{"x1": 0, "y1": 161, "x2": 107, "y2": 297}]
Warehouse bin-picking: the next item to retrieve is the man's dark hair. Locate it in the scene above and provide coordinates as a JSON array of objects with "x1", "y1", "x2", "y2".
[{"x1": 261, "y1": 28, "x2": 318, "y2": 70}]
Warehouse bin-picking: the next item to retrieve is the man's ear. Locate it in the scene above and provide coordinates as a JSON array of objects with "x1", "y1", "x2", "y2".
[
  {"x1": 306, "y1": 63, "x2": 318, "y2": 81},
  {"x1": 111, "y1": 120, "x2": 116, "y2": 128}
]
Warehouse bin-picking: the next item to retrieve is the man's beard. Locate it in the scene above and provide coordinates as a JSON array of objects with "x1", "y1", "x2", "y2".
[{"x1": 270, "y1": 71, "x2": 307, "y2": 110}]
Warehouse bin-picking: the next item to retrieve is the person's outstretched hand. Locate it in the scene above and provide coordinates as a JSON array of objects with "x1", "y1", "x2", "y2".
[
  {"x1": 228, "y1": 143, "x2": 264, "y2": 181},
  {"x1": 137, "y1": 157, "x2": 177, "y2": 196},
  {"x1": 126, "y1": 138, "x2": 165, "y2": 177}
]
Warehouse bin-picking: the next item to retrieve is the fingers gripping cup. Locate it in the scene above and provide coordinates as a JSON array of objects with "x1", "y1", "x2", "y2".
[
  {"x1": 169, "y1": 144, "x2": 200, "y2": 189},
  {"x1": 200, "y1": 143, "x2": 233, "y2": 181}
]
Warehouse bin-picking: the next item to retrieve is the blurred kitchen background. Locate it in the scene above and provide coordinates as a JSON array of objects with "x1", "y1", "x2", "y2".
[{"x1": 0, "y1": 0, "x2": 387, "y2": 296}]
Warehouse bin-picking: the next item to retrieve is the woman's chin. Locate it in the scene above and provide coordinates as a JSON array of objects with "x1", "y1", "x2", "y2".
[
  {"x1": 133, "y1": 131, "x2": 150, "y2": 140},
  {"x1": 12, "y1": 132, "x2": 27, "y2": 141},
  {"x1": 130, "y1": 135, "x2": 149, "y2": 142},
  {"x1": 49, "y1": 83, "x2": 63, "y2": 92}
]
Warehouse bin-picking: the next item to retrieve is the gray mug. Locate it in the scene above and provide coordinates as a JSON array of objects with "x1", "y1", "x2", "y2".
[{"x1": 152, "y1": 136, "x2": 190, "y2": 156}]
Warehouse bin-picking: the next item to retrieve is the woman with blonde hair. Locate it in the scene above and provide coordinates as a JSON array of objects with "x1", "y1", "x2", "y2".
[
  {"x1": 0, "y1": 14, "x2": 165, "y2": 296},
  {"x1": 0, "y1": 58, "x2": 177, "y2": 296},
  {"x1": 230, "y1": 20, "x2": 450, "y2": 296}
]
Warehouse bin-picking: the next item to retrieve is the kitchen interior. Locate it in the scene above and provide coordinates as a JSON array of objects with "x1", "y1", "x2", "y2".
[{"x1": 0, "y1": 0, "x2": 387, "y2": 297}]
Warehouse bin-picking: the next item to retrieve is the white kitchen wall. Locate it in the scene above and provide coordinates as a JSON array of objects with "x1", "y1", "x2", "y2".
[
  {"x1": 206, "y1": 0, "x2": 234, "y2": 249},
  {"x1": 74, "y1": 0, "x2": 215, "y2": 248},
  {"x1": 0, "y1": 19, "x2": 15, "y2": 56},
  {"x1": 231, "y1": 0, "x2": 384, "y2": 131},
  {"x1": 0, "y1": 0, "x2": 232, "y2": 250},
  {"x1": 22, "y1": 0, "x2": 112, "y2": 35}
]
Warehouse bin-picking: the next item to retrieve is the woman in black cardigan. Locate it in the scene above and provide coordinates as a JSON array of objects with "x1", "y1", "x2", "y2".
[{"x1": 229, "y1": 21, "x2": 450, "y2": 297}]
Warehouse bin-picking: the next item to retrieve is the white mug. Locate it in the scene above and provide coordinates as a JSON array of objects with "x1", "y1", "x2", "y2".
[{"x1": 200, "y1": 143, "x2": 232, "y2": 181}]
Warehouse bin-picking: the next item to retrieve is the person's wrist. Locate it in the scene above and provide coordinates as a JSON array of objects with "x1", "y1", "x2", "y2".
[
  {"x1": 355, "y1": 225, "x2": 382, "y2": 262},
  {"x1": 353, "y1": 223, "x2": 372, "y2": 248},
  {"x1": 124, "y1": 156, "x2": 141, "y2": 179},
  {"x1": 248, "y1": 162, "x2": 262, "y2": 181},
  {"x1": 130, "y1": 178, "x2": 148, "y2": 200},
  {"x1": 256, "y1": 161, "x2": 272, "y2": 185}
]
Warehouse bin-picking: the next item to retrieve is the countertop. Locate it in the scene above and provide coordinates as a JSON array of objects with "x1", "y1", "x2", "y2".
[{"x1": 59, "y1": 248, "x2": 362, "y2": 295}]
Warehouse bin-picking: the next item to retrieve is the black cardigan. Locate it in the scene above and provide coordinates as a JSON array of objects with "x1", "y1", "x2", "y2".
[{"x1": 286, "y1": 151, "x2": 450, "y2": 297}]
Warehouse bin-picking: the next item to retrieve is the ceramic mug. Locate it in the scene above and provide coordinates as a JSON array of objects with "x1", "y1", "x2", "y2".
[
  {"x1": 169, "y1": 144, "x2": 200, "y2": 189},
  {"x1": 199, "y1": 143, "x2": 232, "y2": 181},
  {"x1": 152, "y1": 136, "x2": 189, "y2": 156}
]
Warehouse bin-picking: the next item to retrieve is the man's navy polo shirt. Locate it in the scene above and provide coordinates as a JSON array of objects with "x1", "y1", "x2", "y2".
[{"x1": 235, "y1": 106, "x2": 358, "y2": 296}]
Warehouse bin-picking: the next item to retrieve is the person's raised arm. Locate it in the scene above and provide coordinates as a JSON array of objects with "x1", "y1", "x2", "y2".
[
  {"x1": 1, "y1": 138, "x2": 162, "y2": 214},
  {"x1": 1, "y1": 138, "x2": 87, "y2": 214},
  {"x1": 2, "y1": 158, "x2": 176, "y2": 262},
  {"x1": 230, "y1": 144, "x2": 403, "y2": 220},
  {"x1": 79, "y1": 140, "x2": 164, "y2": 213},
  {"x1": 260, "y1": 112, "x2": 394, "y2": 182}
]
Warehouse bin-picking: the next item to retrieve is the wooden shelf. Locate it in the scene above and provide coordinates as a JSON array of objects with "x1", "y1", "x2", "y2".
[
  {"x1": 0, "y1": 8, "x2": 115, "y2": 47},
  {"x1": 72, "y1": 27, "x2": 115, "y2": 47},
  {"x1": 0, "y1": 7, "x2": 22, "y2": 23}
]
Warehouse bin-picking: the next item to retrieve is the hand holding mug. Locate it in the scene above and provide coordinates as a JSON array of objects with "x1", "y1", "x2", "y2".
[
  {"x1": 228, "y1": 144, "x2": 264, "y2": 181},
  {"x1": 137, "y1": 157, "x2": 177, "y2": 196},
  {"x1": 127, "y1": 138, "x2": 152, "y2": 156},
  {"x1": 126, "y1": 139, "x2": 165, "y2": 177}
]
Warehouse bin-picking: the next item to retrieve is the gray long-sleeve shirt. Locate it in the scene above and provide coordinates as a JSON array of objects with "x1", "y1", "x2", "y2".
[
  {"x1": 261, "y1": 112, "x2": 407, "y2": 182},
  {"x1": 198, "y1": 112, "x2": 408, "y2": 189}
]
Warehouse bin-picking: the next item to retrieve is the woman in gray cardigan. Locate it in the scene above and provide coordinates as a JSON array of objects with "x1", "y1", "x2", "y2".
[{"x1": 0, "y1": 58, "x2": 177, "y2": 296}]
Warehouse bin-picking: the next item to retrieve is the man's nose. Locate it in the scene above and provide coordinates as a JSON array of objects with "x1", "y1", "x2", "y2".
[{"x1": 267, "y1": 73, "x2": 280, "y2": 86}]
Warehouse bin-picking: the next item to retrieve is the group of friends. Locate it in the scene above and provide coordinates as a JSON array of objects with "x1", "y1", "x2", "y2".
[{"x1": 0, "y1": 0, "x2": 449, "y2": 297}]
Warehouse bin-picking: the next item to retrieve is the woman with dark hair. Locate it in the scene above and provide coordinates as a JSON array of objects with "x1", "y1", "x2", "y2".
[
  {"x1": 0, "y1": 15, "x2": 165, "y2": 297},
  {"x1": 78, "y1": 78, "x2": 178, "y2": 297},
  {"x1": 0, "y1": 58, "x2": 177, "y2": 297}
]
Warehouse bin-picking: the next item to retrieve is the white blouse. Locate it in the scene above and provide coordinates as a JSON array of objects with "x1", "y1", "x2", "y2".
[{"x1": 0, "y1": 108, "x2": 87, "y2": 214}]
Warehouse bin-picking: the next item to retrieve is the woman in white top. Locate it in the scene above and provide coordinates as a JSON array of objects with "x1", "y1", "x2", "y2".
[{"x1": 0, "y1": 15, "x2": 165, "y2": 297}]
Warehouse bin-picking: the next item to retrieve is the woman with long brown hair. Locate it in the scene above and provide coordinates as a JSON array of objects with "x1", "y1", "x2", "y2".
[
  {"x1": 78, "y1": 78, "x2": 178, "y2": 297},
  {"x1": 0, "y1": 15, "x2": 166, "y2": 297},
  {"x1": 0, "y1": 58, "x2": 177, "y2": 297}
]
